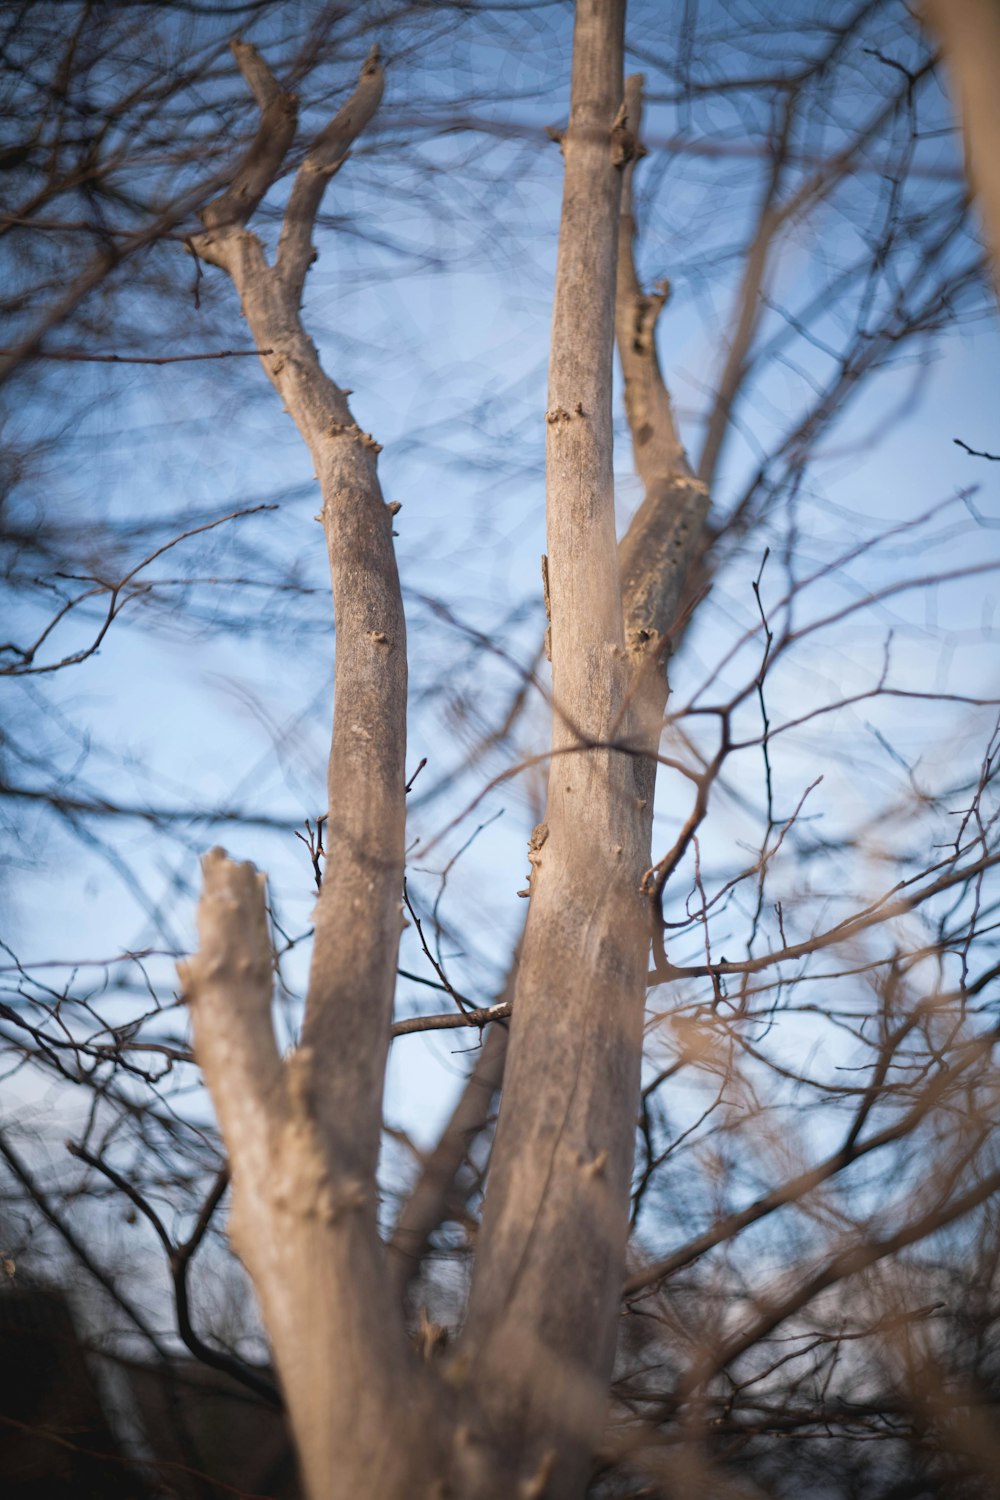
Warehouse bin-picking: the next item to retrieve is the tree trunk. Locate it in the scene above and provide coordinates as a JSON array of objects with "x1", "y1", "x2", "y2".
[
  {"x1": 181, "y1": 9, "x2": 712, "y2": 1498},
  {"x1": 456, "y1": 6, "x2": 649, "y2": 1495},
  {"x1": 925, "y1": 0, "x2": 1000, "y2": 302}
]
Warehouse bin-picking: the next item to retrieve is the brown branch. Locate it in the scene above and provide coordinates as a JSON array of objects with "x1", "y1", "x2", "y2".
[
  {"x1": 0, "y1": 132, "x2": 292, "y2": 387},
  {"x1": 200, "y1": 40, "x2": 298, "y2": 236},
  {"x1": 616, "y1": 76, "x2": 710, "y2": 668},
  {"x1": 696, "y1": 57, "x2": 935, "y2": 488},
  {"x1": 384, "y1": 112, "x2": 963, "y2": 183},
  {"x1": 0, "y1": 779, "x2": 298, "y2": 831},
  {"x1": 1, "y1": 503, "x2": 276, "y2": 676},
  {"x1": 624, "y1": 1011, "x2": 994, "y2": 1295},
  {"x1": 0, "y1": 347, "x2": 273, "y2": 365},
  {"x1": 391, "y1": 1001, "x2": 511, "y2": 1037},
  {"x1": 277, "y1": 43, "x2": 384, "y2": 302}
]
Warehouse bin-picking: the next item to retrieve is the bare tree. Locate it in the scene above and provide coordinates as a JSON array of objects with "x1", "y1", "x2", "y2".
[{"x1": 3, "y1": 3, "x2": 999, "y2": 1498}]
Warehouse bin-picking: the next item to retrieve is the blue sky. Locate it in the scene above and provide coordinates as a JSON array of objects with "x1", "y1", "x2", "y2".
[{"x1": 4, "y1": 0, "x2": 999, "y2": 1187}]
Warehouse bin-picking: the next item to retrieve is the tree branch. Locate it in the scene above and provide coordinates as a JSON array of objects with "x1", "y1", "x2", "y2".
[
  {"x1": 68, "y1": 1141, "x2": 280, "y2": 1405},
  {"x1": 178, "y1": 849, "x2": 286, "y2": 1165},
  {"x1": 277, "y1": 43, "x2": 384, "y2": 303},
  {"x1": 200, "y1": 40, "x2": 298, "y2": 235},
  {"x1": 388, "y1": 977, "x2": 512, "y2": 1304},
  {"x1": 181, "y1": 43, "x2": 434, "y2": 1495},
  {"x1": 460, "y1": 9, "x2": 650, "y2": 1495}
]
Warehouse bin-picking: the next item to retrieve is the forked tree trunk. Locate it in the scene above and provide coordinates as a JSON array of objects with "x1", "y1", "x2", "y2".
[{"x1": 180, "y1": 5, "x2": 707, "y2": 1497}]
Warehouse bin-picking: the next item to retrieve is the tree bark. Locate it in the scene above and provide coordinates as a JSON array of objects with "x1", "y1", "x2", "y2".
[
  {"x1": 181, "y1": 45, "x2": 433, "y2": 1499},
  {"x1": 924, "y1": 0, "x2": 1000, "y2": 303},
  {"x1": 192, "y1": 46, "x2": 406, "y2": 1184},
  {"x1": 457, "y1": 7, "x2": 649, "y2": 1494},
  {"x1": 181, "y1": 854, "x2": 440, "y2": 1498},
  {"x1": 389, "y1": 72, "x2": 714, "y2": 1361},
  {"x1": 455, "y1": 62, "x2": 709, "y2": 1495},
  {"x1": 182, "y1": 17, "x2": 715, "y2": 1500}
]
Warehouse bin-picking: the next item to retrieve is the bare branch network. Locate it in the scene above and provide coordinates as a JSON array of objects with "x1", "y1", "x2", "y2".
[{"x1": 2, "y1": 3, "x2": 1000, "y2": 1499}]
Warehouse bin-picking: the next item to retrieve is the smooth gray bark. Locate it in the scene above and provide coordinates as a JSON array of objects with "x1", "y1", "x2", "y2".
[{"x1": 456, "y1": 57, "x2": 711, "y2": 1500}]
